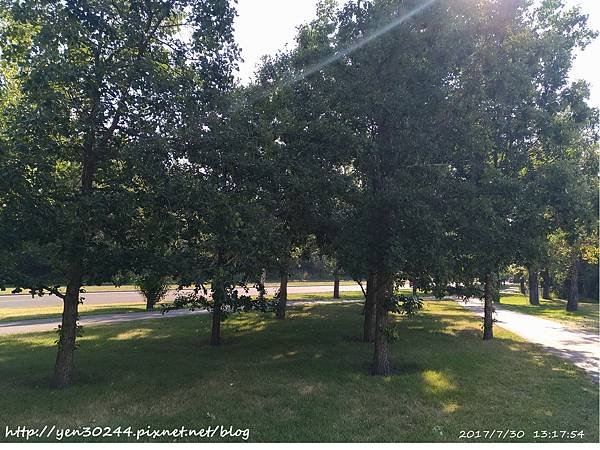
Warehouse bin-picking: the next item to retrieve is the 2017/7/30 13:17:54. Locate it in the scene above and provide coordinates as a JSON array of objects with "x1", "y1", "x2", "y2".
[{"x1": 458, "y1": 430, "x2": 585, "y2": 440}]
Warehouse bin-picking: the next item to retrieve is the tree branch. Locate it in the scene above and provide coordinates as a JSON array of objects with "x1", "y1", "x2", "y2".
[
  {"x1": 43, "y1": 286, "x2": 66, "y2": 299},
  {"x1": 354, "y1": 278, "x2": 367, "y2": 300}
]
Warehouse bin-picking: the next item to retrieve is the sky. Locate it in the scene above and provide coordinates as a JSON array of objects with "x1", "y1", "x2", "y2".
[{"x1": 233, "y1": 0, "x2": 600, "y2": 107}]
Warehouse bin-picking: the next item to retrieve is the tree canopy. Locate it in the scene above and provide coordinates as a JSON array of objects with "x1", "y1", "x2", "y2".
[{"x1": 0, "y1": 0, "x2": 597, "y2": 387}]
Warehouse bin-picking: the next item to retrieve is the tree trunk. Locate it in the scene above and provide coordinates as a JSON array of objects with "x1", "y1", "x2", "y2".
[
  {"x1": 411, "y1": 279, "x2": 417, "y2": 296},
  {"x1": 210, "y1": 303, "x2": 221, "y2": 346},
  {"x1": 372, "y1": 275, "x2": 392, "y2": 375},
  {"x1": 257, "y1": 269, "x2": 267, "y2": 301},
  {"x1": 541, "y1": 268, "x2": 551, "y2": 300},
  {"x1": 146, "y1": 297, "x2": 155, "y2": 310},
  {"x1": 51, "y1": 265, "x2": 82, "y2": 389},
  {"x1": 519, "y1": 276, "x2": 526, "y2": 295},
  {"x1": 363, "y1": 271, "x2": 377, "y2": 343},
  {"x1": 333, "y1": 269, "x2": 340, "y2": 299},
  {"x1": 483, "y1": 273, "x2": 494, "y2": 340},
  {"x1": 276, "y1": 269, "x2": 288, "y2": 320},
  {"x1": 210, "y1": 278, "x2": 224, "y2": 346},
  {"x1": 566, "y1": 259, "x2": 579, "y2": 312},
  {"x1": 51, "y1": 83, "x2": 99, "y2": 388},
  {"x1": 493, "y1": 271, "x2": 501, "y2": 303},
  {"x1": 528, "y1": 267, "x2": 540, "y2": 306}
]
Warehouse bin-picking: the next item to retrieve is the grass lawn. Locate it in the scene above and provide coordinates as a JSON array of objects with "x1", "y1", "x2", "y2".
[
  {"x1": 0, "y1": 299, "x2": 597, "y2": 443},
  {"x1": 499, "y1": 293, "x2": 599, "y2": 331}
]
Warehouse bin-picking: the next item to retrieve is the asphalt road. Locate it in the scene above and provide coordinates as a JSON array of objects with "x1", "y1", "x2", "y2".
[{"x1": 0, "y1": 284, "x2": 364, "y2": 309}]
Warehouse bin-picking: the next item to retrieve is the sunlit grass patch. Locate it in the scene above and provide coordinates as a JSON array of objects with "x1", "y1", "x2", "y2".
[
  {"x1": 421, "y1": 370, "x2": 456, "y2": 393},
  {"x1": 109, "y1": 328, "x2": 154, "y2": 341},
  {"x1": 499, "y1": 293, "x2": 599, "y2": 331}
]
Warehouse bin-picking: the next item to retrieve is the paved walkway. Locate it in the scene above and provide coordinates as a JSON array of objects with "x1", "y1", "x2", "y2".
[
  {"x1": 0, "y1": 299, "x2": 362, "y2": 336},
  {"x1": 457, "y1": 299, "x2": 600, "y2": 383},
  {"x1": 0, "y1": 309, "x2": 205, "y2": 336}
]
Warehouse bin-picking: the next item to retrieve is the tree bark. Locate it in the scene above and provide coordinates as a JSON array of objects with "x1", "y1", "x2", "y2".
[
  {"x1": 566, "y1": 259, "x2": 579, "y2": 312},
  {"x1": 519, "y1": 276, "x2": 526, "y2": 295},
  {"x1": 411, "y1": 279, "x2": 417, "y2": 296},
  {"x1": 146, "y1": 297, "x2": 155, "y2": 310},
  {"x1": 372, "y1": 275, "x2": 392, "y2": 375},
  {"x1": 333, "y1": 270, "x2": 340, "y2": 299},
  {"x1": 276, "y1": 268, "x2": 288, "y2": 320},
  {"x1": 363, "y1": 271, "x2": 377, "y2": 343},
  {"x1": 483, "y1": 273, "x2": 494, "y2": 340},
  {"x1": 541, "y1": 268, "x2": 551, "y2": 300},
  {"x1": 210, "y1": 277, "x2": 224, "y2": 346},
  {"x1": 527, "y1": 267, "x2": 540, "y2": 306},
  {"x1": 210, "y1": 303, "x2": 221, "y2": 346},
  {"x1": 51, "y1": 265, "x2": 82, "y2": 388},
  {"x1": 493, "y1": 271, "x2": 501, "y2": 303}
]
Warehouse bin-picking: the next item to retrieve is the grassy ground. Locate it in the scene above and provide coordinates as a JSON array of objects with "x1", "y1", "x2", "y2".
[
  {"x1": 0, "y1": 299, "x2": 597, "y2": 443},
  {"x1": 499, "y1": 293, "x2": 599, "y2": 331}
]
